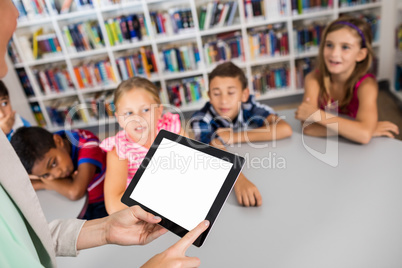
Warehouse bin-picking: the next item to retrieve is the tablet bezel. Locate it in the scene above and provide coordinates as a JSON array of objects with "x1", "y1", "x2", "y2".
[{"x1": 121, "y1": 129, "x2": 245, "y2": 247}]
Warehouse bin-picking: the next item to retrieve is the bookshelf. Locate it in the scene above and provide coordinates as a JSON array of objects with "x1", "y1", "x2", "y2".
[
  {"x1": 8, "y1": 0, "x2": 385, "y2": 132},
  {"x1": 391, "y1": 0, "x2": 402, "y2": 102}
]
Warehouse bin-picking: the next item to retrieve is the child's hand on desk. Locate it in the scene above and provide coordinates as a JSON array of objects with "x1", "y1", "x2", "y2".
[
  {"x1": 373, "y1": 121, "x2": 399, "y2": 138},
  {"x1": 234, "y1": 174, "x2": 262, "y2": 207},
  {"x1": 141, "y1": 220, "x2": 210, "y2": 268},
  {"x1": 215, "y1": 128, "x2": 233, "y2": 145},
  {"x1": 295, "y1": 98, "x2": 319, "y2": 122}
]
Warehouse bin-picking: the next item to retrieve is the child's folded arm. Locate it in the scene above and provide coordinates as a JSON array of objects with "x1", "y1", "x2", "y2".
[
  {"x1": 39, "y1": 163, "x2": 97, "y2": 201},
  {"x1": 214, "y1": 115, "x2": 292, "y2": 145},
  {"x1": 104, "y1": 148, "x2": 129, "y2": 215}
]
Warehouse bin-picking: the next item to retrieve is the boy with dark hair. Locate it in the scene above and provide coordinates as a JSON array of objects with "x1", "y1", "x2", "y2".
[
  {"x1": 190, "y1": 61, "x2": 292, "y2": 207},
  {"x1": 11, "y1": 127, "x2": 108, "y2": 220},
  {"x1": 0, "y1": 80, "x2": 30, "y2": 140}
]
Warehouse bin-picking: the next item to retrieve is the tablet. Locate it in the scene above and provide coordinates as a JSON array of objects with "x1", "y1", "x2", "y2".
[{"x1": 121, "y1": 129, "x2": 245, "y2": 247}]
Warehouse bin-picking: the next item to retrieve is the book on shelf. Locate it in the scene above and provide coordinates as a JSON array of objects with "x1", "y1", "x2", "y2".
[
  {"x1": 203, "y1": 31, "x2": 244, "y2": 65},
  {"x1": 252, "y1": 64, "x2": 290, "y2": 96},
  {"x1": 99, "y1": 0, "x2": 137, "y2": 5},
  {"x1": 291, "y1": 0, "x2": 332, "y2": 15},
  {"x1": 396, "y1": 64, "x2": 402, "y2": 92},
  {"x1": 266, "y1": 0, "x2": 286, "y2": 19},
  {"x1": 293, "y1": 21, "x2": 326, "y2": 53},
  {"x1": 115, "y1": 47, "x2": 157, "y2": 80},
  {"x1": 31, "y1": 103, "x2": 46, "y2": 127},
  {"x1": 33, "y1": 66, "x2": 75, "y2": 95},
  {"x1": 7, "y1": 40, "x2": 22, "y2": 64},
  {"x1": 248, "y1": 24, "x2": 289, "y2": 60},
  {"x1": 46, "y1": 98, "x2": 85, "y2": 126},
  {"x1": 74, "y1": 59, "x2": 117, "y2": 89},
  {"x1": 16, "y1": 68, "x2": 35, "y2": 97},
  {"x1": 14, "y1": 0, "x2": 48, "y2": 20},
  {"x1": 62, "y1": 21, "x2": 104, "y2": 53},
  {"x1": 339, "y1": 12, "x2": 381, "y2": 43},
  {"x1": 105, "y1": 13, "x2": 148, "y2": 46},
  {"x1": 166, "y1": 76, "x2": 205, "y2": 107},
  {"x1": 160, "y1": 44, "x2": 200, "y2": 73},
  {"x1": 339, "y1": 0, "x2": 379, "y2": 8},
  {"x1": 85, "y1": 91, "x2": 115, "y2": 121},
  {"x1": 52, "y1": 0, "x2": 93, "y2": 14},
  {"x1": 149, "y1": 8, "x2": 194, "y2": 36},
  {"x1": 199, "y1": 1, "x2": 238, "y2": 30}
]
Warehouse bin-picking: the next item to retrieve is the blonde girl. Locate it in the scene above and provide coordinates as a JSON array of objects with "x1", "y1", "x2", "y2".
[
  {"x1": 100, "y1": 77, "x2": 185, "y2": 214},
  {"x1": 295, "y1": 16, "x2": 398, "y2": 144}
]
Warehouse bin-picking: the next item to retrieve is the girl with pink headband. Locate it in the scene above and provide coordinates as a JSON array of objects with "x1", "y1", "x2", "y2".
[{"x1": 295, "y1": 16, "x2": 398, "y2": 144}]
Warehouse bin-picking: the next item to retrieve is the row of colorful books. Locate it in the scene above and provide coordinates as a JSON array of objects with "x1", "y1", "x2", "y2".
[
  {"x1": 62, "y1": 21, "x2": 104, "y2": 53},
  {"x1": 244, "y1": 0, "x2": 287, "y2": 20},
  {"x1": 295, "y1": 57, "x2": 316, "y2": 88},
  {"x1": 248, "y1": 27, "x2": 289, "y2": 60},
  {"x1": 252, "y1": 65, "x2": 290, "y2": 95},
  {"x1": 13, "y1": 0, "x2": 48, "y2": 20},
  {"x1": 198, "y1": 1, "x2": 238, "y2": 30},
  {"x1": 339, "y1": 0, "x2": 379, "y2": 7},
  {"x1": 31, "y1": 103, "x2": 46, "y2": 126},
  {"x1": 17, "y1": 69, "x2": 35, "y2": 97},
  {"x1": 115, "y1": 47, "x2": 157, "y2": 80},
  {"x1": 160, "y1": 44, "x2": 201, "y2": 73},
  {"x1": 166, "y1": 76, "x2": 206, "y2": 107},
  {"x1": 203, "y1": 32, "x2": 244, "y2": 65},
  {"x1": 293, "y1": 22, "x2": 326, "y2": 53},
  {"x1": 34, "y1": 32, "x2": 62, "y2": 59},
  {"x1": 33, "y1": 67, "x2": 75, "y2": 95},
  {"x1": 291, "y1": 0, "x2": 332, "y2": 15},
  {"x1": 104, "y1": 14, "x2": 148, "y2": 46},
  {"x1": 149, "y1": 8, "x2": 194, "y2": 36},
  {"x1": 73, "y1": 60, "x2": 116, "y2": 89}
]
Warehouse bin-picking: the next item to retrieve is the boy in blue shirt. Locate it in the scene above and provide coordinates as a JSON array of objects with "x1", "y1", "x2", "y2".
[
  {"x1": 190, "y1": 61, "x2": 292, "y2": 207},
  {"x1": 0, "y1": 80, "x2": 30, "y2": 140}
]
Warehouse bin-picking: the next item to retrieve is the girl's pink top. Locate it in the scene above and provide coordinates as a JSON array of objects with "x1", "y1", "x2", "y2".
[
  {"x1": 100, "y1": 113, "x2": 181, "y2": 187},
  {"x1": 319, "y1": 74, "x2": 376, "y2": 118}
]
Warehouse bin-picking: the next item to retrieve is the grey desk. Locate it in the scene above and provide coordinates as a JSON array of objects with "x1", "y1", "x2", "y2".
[
  {"x1": 37, "y1": 190, "x2": 87, "y2": 222},
  {"x1": 56, "y1": 109, "x2": 402, "y2": 268}
]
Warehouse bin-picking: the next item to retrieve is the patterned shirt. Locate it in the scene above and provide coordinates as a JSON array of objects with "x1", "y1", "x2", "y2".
[
  {"x1": 100, "y1": 113, "x2": 181, "y2": 187},
  {"x1": 190, "y1": 95, "x2": 275, "y2": 144},
  {"x1": 56, "y1": 129, "x2": 106, "y2": 204}
]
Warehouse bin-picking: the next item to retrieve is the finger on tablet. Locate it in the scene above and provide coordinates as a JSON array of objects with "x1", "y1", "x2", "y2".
[{"x1": 174, "y1": 220, "x2": 210, "y2": 253}]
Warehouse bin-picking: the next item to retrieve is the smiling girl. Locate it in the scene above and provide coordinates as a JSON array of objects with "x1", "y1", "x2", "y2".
[
  {"x1": 295, "y1": 17, "x2": 399, "y2": 144},
  {"x1": 100, "y1": 77, "x2": 185, "y2": 214}
]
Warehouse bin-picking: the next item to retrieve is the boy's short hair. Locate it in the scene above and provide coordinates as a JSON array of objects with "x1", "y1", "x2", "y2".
[
  {"x1": 10, "y1": 127, "x2": 56, "y2": 174},
  {"x1": 0, "y1": 80, "x2": 9, "y2": 97},
  {"x1": 208, "y1": 61, "x2": 248, "y2": 90}
]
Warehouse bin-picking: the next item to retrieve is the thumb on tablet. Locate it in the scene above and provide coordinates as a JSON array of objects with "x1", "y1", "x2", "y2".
[{"x1": 174, "y1": 220, "x2": 210, "y2": 254}]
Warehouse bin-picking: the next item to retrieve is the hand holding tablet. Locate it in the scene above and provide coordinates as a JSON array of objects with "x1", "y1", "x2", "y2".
[{"x1": 121, "y1": 130, "x2": 245, "y2": 247}]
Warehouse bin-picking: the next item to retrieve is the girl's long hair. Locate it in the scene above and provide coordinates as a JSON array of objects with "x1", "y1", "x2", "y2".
[{"x1": 316, "y1": 16, "x2": 374, "y2": 111}]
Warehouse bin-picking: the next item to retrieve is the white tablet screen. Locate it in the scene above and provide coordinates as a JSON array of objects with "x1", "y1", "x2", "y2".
[{"x1": 130, "y1": 138, "x2": 233, "y2": 231}]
